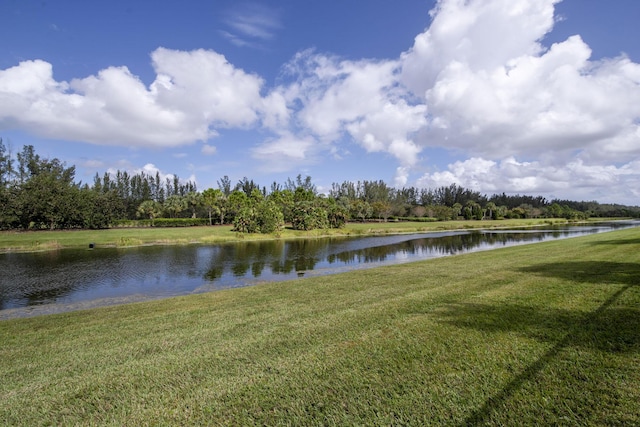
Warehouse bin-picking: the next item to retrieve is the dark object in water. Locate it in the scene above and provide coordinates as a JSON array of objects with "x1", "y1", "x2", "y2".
[{"x1": 89, "y1": 243, "x2": 95, "y2": 249}]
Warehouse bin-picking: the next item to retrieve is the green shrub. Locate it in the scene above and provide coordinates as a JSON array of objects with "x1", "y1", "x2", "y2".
[
  {"x1": 392, "y1": 217, "x2": 439, "y2": 223},
  {"x1": 152, "y1": 218, "x2": 209, "y2": 227},
  {"x1": 111, "y1": 219, "x2": 152, "y2": 228}
]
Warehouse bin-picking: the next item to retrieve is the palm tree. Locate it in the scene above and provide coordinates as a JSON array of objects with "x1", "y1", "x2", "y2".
[
  {"x1": 452, "y1": 202, "x2": 462, "y2": 220},
  {"x1": 202, "y1": 188, "x2": 221, "y2": 225},
  {"x1": 163, "y1": 195, "x2": 186, "y2": 218},
  {"x1": 136, "y1": 200, "x2": 162, "y2": 226},
  {"x1": 184, "y1": 191, "x2": 202, "y2": 218},
  {"x1": 485, "y1": 202, "x2": 497, "y2": 220}
]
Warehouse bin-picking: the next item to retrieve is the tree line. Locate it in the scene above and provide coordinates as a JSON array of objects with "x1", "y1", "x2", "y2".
[{"x1": 1, "y1": 141, "x2": 638, "y2": 232}]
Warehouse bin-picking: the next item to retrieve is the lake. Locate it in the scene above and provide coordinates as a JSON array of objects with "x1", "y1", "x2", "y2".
[{"x1": 1, "y1": 221, "x2": 638, "y2": 319}]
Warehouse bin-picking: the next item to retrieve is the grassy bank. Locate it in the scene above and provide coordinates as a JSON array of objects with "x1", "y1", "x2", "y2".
[
  {"x1": 1, "y1": 227, "x2": 639, "y2": 425},
  {"x1": 0, "y1": 218, "x2": 573, "y2": 253}
]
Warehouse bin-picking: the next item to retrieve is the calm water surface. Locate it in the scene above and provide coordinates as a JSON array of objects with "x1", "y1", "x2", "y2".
[{"x1": 1, "y1": 221, "x2": 637, "y2": 318}]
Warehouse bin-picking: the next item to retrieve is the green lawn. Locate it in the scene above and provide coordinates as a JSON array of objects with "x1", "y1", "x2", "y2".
[
  {"x1": 0, "y1": 218, "x2": 570, "y2": 253},
  {"x1": 1, "y1": 227, "x2": 639, "y2": 425}
]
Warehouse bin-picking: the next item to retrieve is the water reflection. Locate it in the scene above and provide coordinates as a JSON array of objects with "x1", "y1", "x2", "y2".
[{"x1": 1, "y1": 221, "x2": 637, "y2": 318}]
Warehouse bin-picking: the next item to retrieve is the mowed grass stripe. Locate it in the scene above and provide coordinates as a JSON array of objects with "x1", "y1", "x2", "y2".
[{"x1": 1, "y1": 227, "x2": 639, "y2": 425}]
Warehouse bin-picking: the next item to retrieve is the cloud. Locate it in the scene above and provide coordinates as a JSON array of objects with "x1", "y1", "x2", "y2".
[
  {"x1": 222, "y1": 3, "x2": 281, "y2": 48},
  {"x1": 401, "y1": 0, "x2": 558, "y2": 97},
  {"x1": 219, "y1": 30, "x2": 253, "y2": 48},
  {"x1": 251, "y1": 132, "x2": 317, "y2": 172},
  {"x1": 399, "y1": 0, "x2": 640, "y2": 164},
  {"x1": 79, "y1": 159, "x2": 105, "y2": 169},
  {"x1": 0, "y1": 48, "x2": 269, "y2": 148},
  {"x1": 150, "y1": 48, "x2": 264, "y2": 129},
  {"x1": 394, "y1": 166, "x2": 410, "y2": 188},
  {"x1": 386, "y1": 0, "x2": 640, "y2": 204},
  {"x1": 280, "y1": 50, "x2": 427, "y2": 166},
  {"x1": 416, "y1": 157, "x2": 640, "y2": 204},
  {"x1": 201, "y1": 144, "x2": 217, "y2": 156}
]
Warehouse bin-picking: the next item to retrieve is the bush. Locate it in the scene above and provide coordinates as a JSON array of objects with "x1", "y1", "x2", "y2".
[
  {"x1": 152, "y1": 218, "x2": 210, "y2": 227},
  {"x1": 111, "y1": 219, "x2": 153, "y2": 228},
  {"x1": 291, "y1": 201, "x2": 329, "y2": 231},
  {"x1": 257, "y1": 200, "x2": 285, "y2": 234},
  {"x1": 392, "y1": 217, "x2": 439, "y2": 223}
]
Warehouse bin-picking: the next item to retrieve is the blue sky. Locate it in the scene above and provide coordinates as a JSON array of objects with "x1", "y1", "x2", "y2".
[{"x1": 1, "y1": 0, "x2": 639, "y2": 204}]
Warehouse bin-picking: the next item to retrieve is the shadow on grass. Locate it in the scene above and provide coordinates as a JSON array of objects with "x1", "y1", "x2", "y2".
[
  {"x1": 520, "y1": 260, "x2": 640, "y2": 285},
  {"x1": 448, "y1": 261, "x2": 640, "y2": 425},
  {"x1": 589, "y1": 238, "x2": 640, "y2": 245}
]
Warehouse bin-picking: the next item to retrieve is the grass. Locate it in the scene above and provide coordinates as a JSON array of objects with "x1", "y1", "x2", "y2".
[
  {"x1": 1, "y1": 226, "x2": 638, "y2": 425},
  {"x1": 0, "y1": 218, "x2": 575, "y2": 253}
]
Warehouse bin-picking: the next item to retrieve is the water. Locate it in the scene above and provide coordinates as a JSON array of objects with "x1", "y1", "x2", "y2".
[{"x1": 1, "y1": 221, "x2": 637, "y2": 319}]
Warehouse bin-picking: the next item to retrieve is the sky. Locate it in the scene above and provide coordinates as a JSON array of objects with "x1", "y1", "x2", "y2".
[{"x1": 1, "y1": 0, "x2": 639, "y2": 205}]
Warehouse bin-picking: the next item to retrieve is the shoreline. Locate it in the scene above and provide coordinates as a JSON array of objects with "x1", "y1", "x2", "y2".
[
  {"x1": 0, "y1": 218, "x2": 602, "y2": 254},
  {"x1": 2, "y1": 219, "x2": 636, "y2": 320}
]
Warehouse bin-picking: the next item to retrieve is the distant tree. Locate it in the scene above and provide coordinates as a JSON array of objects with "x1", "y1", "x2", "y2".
[
  {"x1": 270, "y1": 181, "x2": 282, "y2": 193},
  {"x1": 249, "y1": 187, "x2": 264, "y2": 203},
  {"x1": 15, "y1": 153, "x2": 79, "y2": 229},
  {"x1": 268, "y1": 189, "x2": 294, "y2": 223},
  {"x1": 83, "y1": 189, "x2": 122, "y2": 229},
  {"x1": 496, "y1": 205, "x2": 508, "y2": 220},
  {"x1": 463, "y1": 200, "x2": 482, "y2": 220},
  {"x1": 361, "y1": 180, "x2": 392, "y2": 204},
  {"x1": 429, "y1": 205, "x2": 454, "y2": 221},
  {"x1": 0, "y1": 138, "x2": 13, "y2": 187},
  {"x1": 163, "y1": 195, "x2": 186, "y2": 218},
  {"x1": 546, "y1": 203, "x2": 564, "y2": 219},
  {"x1": 419, "y1": 188, "x2": 436, "y2": 206},
  {"x1": 256, "y1": 199, "x2": 285, "y2": 234},
  {"x1": 286, "y1": 174, "x2": 316, "y2": 194},
  {"x1": 227, "y1": 190, "x2": 249, "y2": 223},
  {"x1": 0, "y1": 185, "x2": 18, "y2": 230},
  {"x1": 136, "y1": 200, "x2": 163, "y2": 225},
  {"x1": 16, "y1": 144, "x2": 39, "y2": 184},
  {"x1": 291, "y1": 201, "x2": 328, "y2": 230},
  {"x1": 452, "y1": 203, "x2": 462, "y2": 219},
  {"x1": 233, "y1": 204, "x2": 257, "y2": 233},
  {"x1": 217, "y1": 175, "x2": 232, "y2": 196},
  {"x1": 329, "y1": 180, "x2": 358, "y2": 200},
  {"x1": 236, "y1": 177, "x2": 260, "y2": 196},
  {"x1": 411, "y1": 205, "x2": 427, "y2": 218},
  {"x1": 472, "y1": 202, "x2": 483, "y2": 220},
  {"x1": 294, "y1": 186, "x2": 315, "y2": 203},
  {"x1": 323, "y1": 198, "x2": 349, "y2": 228},
  {"x1": 202, "y1": 188, "x2": 227, "y2": 225},
  {"x1": 184, "y1": 191, "x2": 202, "y2": 218},
  {"x1": 485, "y1": 202, "x2": 497, "y2": 220},
  {"x1": 350, "y1": 199, "x2": 372, "y2": 222},
  {"x1": 372, "y1": 200, "x2": 393, "y2": 222}
]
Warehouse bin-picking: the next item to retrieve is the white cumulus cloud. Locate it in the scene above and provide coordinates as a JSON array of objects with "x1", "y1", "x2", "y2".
[
  {"x1": 396, "y1": 0, "x2": 640, "y2": 204},
  {"x1": 279, "y1": 50, "x2": 427, "y2": 166},
  {"x1": 201, "y1": 144, "x2": 217, "y2": 156},
  {"x1": 251, "y1": 132, "x2": 318, "y2": 172},
  {"x1": 0, "y1": 48, "x2": 271, "y2": 148}
]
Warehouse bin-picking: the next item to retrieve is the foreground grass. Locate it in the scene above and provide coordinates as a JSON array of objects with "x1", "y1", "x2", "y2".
[
  {"x1": 1, "y1": 227, "x2": 639, "y2": 425},
  {"x1": 0, "y1": 218, "x2": 572, "y2": 253}
]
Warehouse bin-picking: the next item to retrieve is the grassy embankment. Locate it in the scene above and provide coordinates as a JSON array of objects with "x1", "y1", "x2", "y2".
[
  {"x1": 0, "y1": 218, "x2": 577, "y2": 253},
  {"x1": 1, "y1": 226, "x2": 639, "y2": 425}
]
